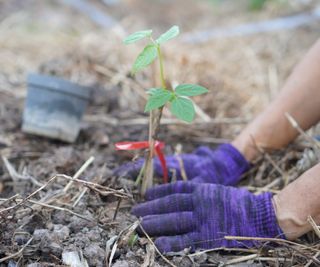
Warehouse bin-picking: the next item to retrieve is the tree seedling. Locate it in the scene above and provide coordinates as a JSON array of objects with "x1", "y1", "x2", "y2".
[{"x1": 117, "y1": 25, "x2": 208, "y2": 195}]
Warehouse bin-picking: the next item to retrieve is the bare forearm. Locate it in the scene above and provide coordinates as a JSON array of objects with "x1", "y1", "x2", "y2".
[{"x1": 233, "y1": 38, "x2": 320, "y2": 162}]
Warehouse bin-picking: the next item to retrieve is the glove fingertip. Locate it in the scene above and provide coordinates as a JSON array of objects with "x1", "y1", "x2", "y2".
[
  {"x1": 144, "y1": 184, "x2": 169, "y2": 200},
  {"x1": 191, "y1": 176, "x2": 205, "y2": 183},
  {"x1": 154, "y1": 237, "x2": 172, "y2": 253},
  {"x1": 144, "y1": 188, "x2": 155, "y2": 201},
  {"x1": 131, "y1": 204, "x2": 143, "y2": 217}
]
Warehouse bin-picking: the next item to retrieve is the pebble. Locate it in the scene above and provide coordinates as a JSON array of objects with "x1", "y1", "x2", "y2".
[
  {"x1": 112, "y1": 260, "x2": 129, "y2": 267},
  {"x1": 84, "y1": 243, "x2": 105, "y2": 267},
  {"x1": 68, "y1": 212, "x2": 95, "y2": 232},
  {"x1": 53, "y1": 224, "x2": 70, "y2": 241}
]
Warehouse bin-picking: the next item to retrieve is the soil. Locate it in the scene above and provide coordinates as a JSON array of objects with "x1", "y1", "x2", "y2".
[{"x1": 0, "y1": 0, "x2": 320, "y2": 266}]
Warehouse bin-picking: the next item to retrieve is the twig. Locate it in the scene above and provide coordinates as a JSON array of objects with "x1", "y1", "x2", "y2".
[
  {"x1": 188, "y1": 136, "x2": 230, "y2": 144},
  {"x1": 119, "y1": 118, "x2": 249, "y2": 125},
  {"x1": 188, "y1": 247, "x2": 258, "y2": 257},
  {"x1": 256, "y1": 172, "x2": 298, "y2": 194},
  {"x1": 177, "y1": 157, "x2": 188, "y2": 181},
  {"x1": 0, "y1": 194, "x2": 19, "y2": 205},
  {"x1": 224, "y1": 236, "x2": 320, "y2": 252},
  {"x1": 63, "y1": 156, "x2": 95, "y2": 193},
  {"x1": 108, "y1": 239, "x2": 118, "y2": 267},
  {"x1": 280, "y1": 242, "x2": 320, "y2": 265},
  {"x1": 0, "y1": 236, "x2": 33, "y2": 263},
  {"x1": 121, "y1": 117, "x2": 249, "y2": 125},
  {"x1": 307, "y1": 215, "x2": 320, "y2": 239},
  {"x1": 72, "y1": 166, "x2": 105, "y2": 207},
  {"x1": 175, "y1": 144, "x2": 188, "y2": 181},
  {"x1": 113, "y1": 199, "x2": 122, "y2": 221},
  {"x1": 0, "y1": 175, "x2": 57, "y2": 214},
  {"x1": 72, "y1": 188, "x2": 88, "y2": 207},
  {"x1": 256, "y1": 256, "x2": 288, "y2": 262},
  {"x1": 18, "y1": 198, "x2": 102, "y2": 225},
  {"x1": 142, "y1": 243, "x2": 155, "y2": 267},
  {"x1": 58, "y1": 174, "x2": 131, "y2": 199},
  {"x1": 250, "y1": 135, "x2": 289, "y2": 188},
  {"x1": 141, "y1": 110, "x2": 156, "y2": 195},
  {"x1": 251, "y1": 139, "x2": 285, "y2": 177},
  {"x1": 245, "y1": 185, "x2": 279, "y2": 194},
  {"x1": 108, "y1": 221, "x2": 139, "y2": 267},
  {"x1": 225, "y1": 254, "x2": 258, "y2": 265},
  {"x1": 84, "y1": 114, "x2": 118, "y2": 126},
  {"x1": 105, "y1": 235, "x2": 118, "y2": 267},
  {"x1": 84, "y1": 115, "x2": 249, "y2": 126},
  {"x1": 2, "y1": 156, "x2": 43, "y2": 187},
  {"x1": 304, "y1": 251, "x2": 320, "y2": 267},
  {"x1": 193, "y1": 102, "x2": 211, "y2": 122},
  {"x1": 285, "y1": 113, "x2": 320, "y2": 149},
  {"x1": 138, "y1": 222, "x2": 177, "y2": 267},
  {"x1": 134, "y1": 161, "x2": 146, "y2": 186}
]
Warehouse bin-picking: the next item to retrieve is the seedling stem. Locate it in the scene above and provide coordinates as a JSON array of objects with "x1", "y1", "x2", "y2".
[{"x1": 121, "y1": 26, "x2": 208, "y2": 195}]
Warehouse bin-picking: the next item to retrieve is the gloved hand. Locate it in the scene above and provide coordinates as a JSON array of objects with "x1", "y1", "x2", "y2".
[
  {"x1": 114, "y1": 144, "x2": 250, "y2": 186},
  {"x1": 132, "y1": 181, "x2": 284, "y2": 253}
]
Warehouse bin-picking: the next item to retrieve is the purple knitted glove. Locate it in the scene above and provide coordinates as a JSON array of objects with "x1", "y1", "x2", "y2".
[
  {"x1": 132, "y1": 181, "x2": 284, "y2": 253},
  {"x1": 114, "y1": 144, "x2": 250, "y2": 186}
]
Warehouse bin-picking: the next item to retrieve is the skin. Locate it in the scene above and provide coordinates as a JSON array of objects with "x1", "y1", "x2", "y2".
[{"x1": 232, "y1": 38, "x2": 320, "y2": 240}]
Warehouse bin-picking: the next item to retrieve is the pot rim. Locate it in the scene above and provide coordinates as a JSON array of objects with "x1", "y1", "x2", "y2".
[{"x1": 27, "y1": 73, "x2": 91, "y2": 100}]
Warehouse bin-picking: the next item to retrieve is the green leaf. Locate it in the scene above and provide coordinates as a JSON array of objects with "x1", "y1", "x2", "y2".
[
  {"x1": 146, "y1": 88, "x2": 159, "y2": 95},
  {"x1": 132, "y1": 44, "x2": 158, "y2": 74},
  {"x1": 128, "y1": 233, "x2": 139, "y2": 247},
  {"x1": 144, "y1": 89, "x2": 172, "y2": 112},
  {"x1": 123, "y1": 30, "x2": 152, "y2": 44},
  {"x1": 156, "y1": 25, "x2": 180, "y2": 44},
  {"x1": 249, "y1": 0, "x2": 267, "y2": 10},
  {"x1": 170, "y1": 96, "x2": 195, "y2": 123},
  {"x1": 175, "y1": 84, "x2": 208, "y2": 96}
]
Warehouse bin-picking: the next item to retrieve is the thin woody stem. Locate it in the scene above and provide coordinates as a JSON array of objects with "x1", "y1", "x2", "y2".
[
  {"x1": 141, "y1": 42, "x2": 167, "y2": 195},
  {"x1": 157, "y1": 45, "x2": 166, "y2": 89}
]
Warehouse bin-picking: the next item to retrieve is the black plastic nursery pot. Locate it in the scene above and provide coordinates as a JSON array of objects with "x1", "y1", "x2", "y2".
[{"x1": 22, "y1": 73, "x2": 91, "y2": 143}]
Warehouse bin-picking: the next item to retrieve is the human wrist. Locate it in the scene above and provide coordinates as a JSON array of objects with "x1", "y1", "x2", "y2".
[
  {"x1": 271, "y1": 163, "x2": 320, "y2": 241},
  {"x1": 272, "y1": 194, "x2": 309, "y2": 240},
  {"x1": 231, "y1": 136, "x2": 260, "y2": 163}
]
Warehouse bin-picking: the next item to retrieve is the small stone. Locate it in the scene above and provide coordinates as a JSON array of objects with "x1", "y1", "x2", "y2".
[
  {"x1": 72, "y1": 232, "x2": 91, "y2": 249},
  {"x1": 82, "y1": 227, "x2": 89, "y2": 233},
  {"x1": 62, "y1": 250, "x2": 89, "y2": 267},
  {"x1": 52, "y1": 210, "x2": 71, "y2": 224},
  {"x1": 46, "y1": 222, "x2": 54, "y2": 230},
  {"x1": 14, "y1": 234, "x2": 29, "y2": 245},
  {"x1": 86, "y1": 227, "x2": 102, "y2": 242},
  {"x1": 34, "y1": 229, "x2": 63, "y2": 256},
  {"x1": 193, "y1": 252, "x2": 207, "y2": 263},
  {"x1": 68, "y1": 212, "x2": 95, "y2": 233},
  {"x1": 48, "y1": 242, "x2": 63, "y2": 256},
  {"x1": 53, "y1": 224, "x2": 70, "y2": 241},
  {"x1": 26, "y1": 263, "x2": 42, "y2": 267},
  {"x1": 33, "y1": 229, "x2": 50, "y2": 241},
  {"x1": 172, "y1": 256, "x2": 196, "y2": 267},
  {"x1": 125, "y1": 250, "x2": 136, "y2": 260},
  {"x1": 84, "y1": 244, "x2": 105, "y2": 267},
  {"x1": 112, "y1": 260, "x2": 129, "y2": 267},
  {"x1": 7, "y1": 260, "x2": 18, "y2": 267}
]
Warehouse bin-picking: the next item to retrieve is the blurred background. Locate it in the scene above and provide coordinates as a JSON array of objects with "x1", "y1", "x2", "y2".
[{"x1": 1, "y1": 0, "x2": 319, "y2": 141}]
